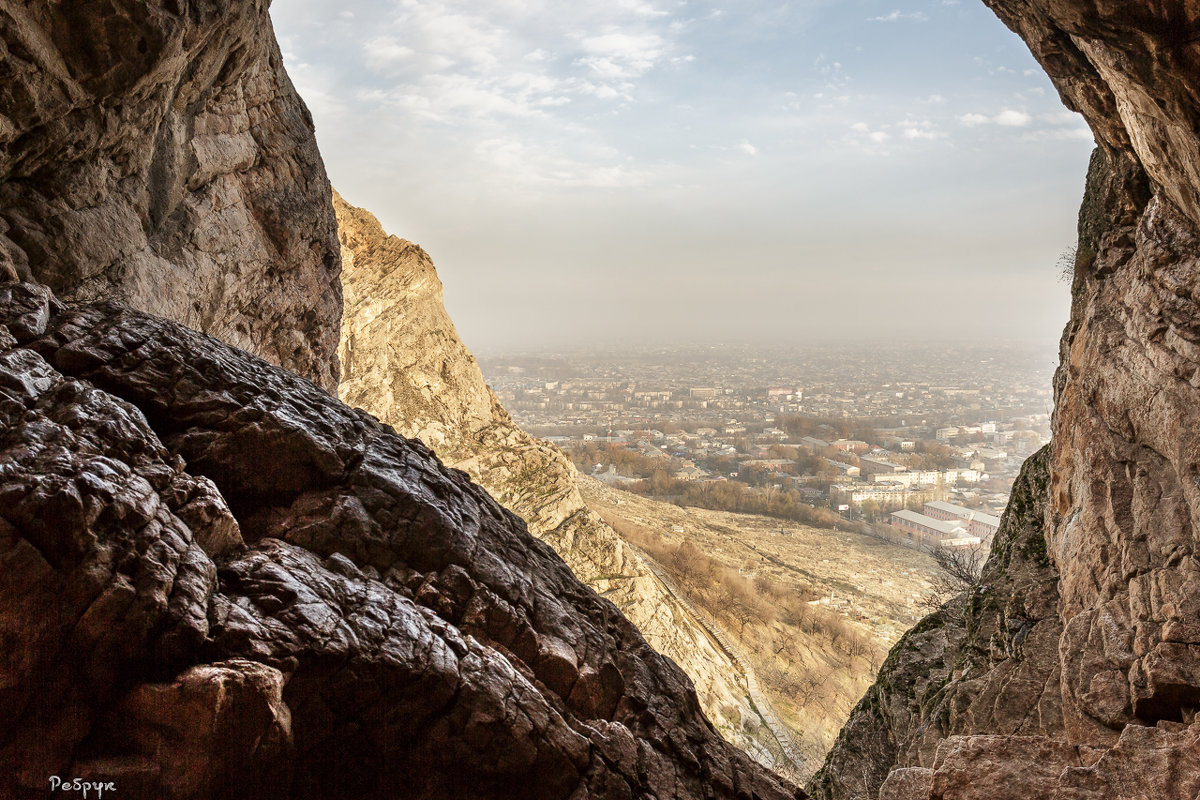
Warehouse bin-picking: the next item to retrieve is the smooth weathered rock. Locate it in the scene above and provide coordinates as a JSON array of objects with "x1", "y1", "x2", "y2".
[
  {"x1": 927, "y1": 736, "x2": 1086, "y2": 800},
  {"x1": 107, "y1": 659, "x2": 293, "y2": 800},
  {"x1": 334, "y1": 190, "x2": 775, "y2": 764},
  {"x1": 0, "y1": 282, "x2": 801, "y2": 800},
  {"x1": 877, "y1": 768, "x2": 932, "y2": 800},
  {"x1": 867, "y1": 725, "x2": 1200, "y2": 800},
  {"x1": 0, "y1": 1, "x2": 342, "y2": 389}
]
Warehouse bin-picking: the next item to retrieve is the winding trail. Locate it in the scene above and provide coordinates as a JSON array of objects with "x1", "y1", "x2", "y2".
[{"x1": 636, "y1": 552, "x2": 809, "y2": 779}]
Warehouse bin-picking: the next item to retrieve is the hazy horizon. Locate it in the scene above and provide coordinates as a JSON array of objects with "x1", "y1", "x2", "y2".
[
  {"x1": 468, "y1": 337, "x2": 1063, "y2": 363},
  {"x1": 272, "y1": 0, "x2": 1093, "y2": 352}
]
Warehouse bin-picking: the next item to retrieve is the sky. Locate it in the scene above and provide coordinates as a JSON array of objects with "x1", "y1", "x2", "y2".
[{"x1": 271, "y1": 0, "x2": 1095, "y2": 354}]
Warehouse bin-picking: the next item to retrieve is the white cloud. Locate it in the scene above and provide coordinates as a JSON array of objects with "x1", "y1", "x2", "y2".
[
  {"x1": 577, "y1": 31, "x2": 667, "y2": 79},
  {"x1": 868, "y1": 10, "x2": 929, "y2": 22},
  {"x1": 904, "y1": 127, "x2": 945, "y2": 140},
  {"x1": 475, "y1": 137, "x2": 655, "y2": 188},
  {"x1": 995, "y1": 109, "x2": 1032, "y2": 127},
  {"x1": 614, "y1": 0, "x2": 669, "y2": 17},
  {"x1": 736, "y1": 140, "x2": 758, "y2": 156},
  {"x1": 898, "y1": 118, "x2": 947, "y2": 140},
  {"x1": 850, "y1": 122, "x2": 869, "y2": 132},
  {"x1": 958, "y1": 109, "x2": 1031, "y2": 127},
  {"x1": 346, "y1": 0, "x2": 696, "y2": 134},
  {"x1": 868, "y1": 131, "x2": 890, "y2": 143},
  {"x1": 363, "y1": 36, "x2": 416, "y2": 72},
  {"x1": 1040, "y1": 110, "x2": 1080, "y2": 124}
]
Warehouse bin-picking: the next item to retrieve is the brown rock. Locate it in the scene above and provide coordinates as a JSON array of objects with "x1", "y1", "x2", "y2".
[
  {"x1": 0, "y1": 0, "x2": 342, "y2": 389},
  {"x1": 878, "y1": 768, "x2": 933, "y2": 800},
  {"x1": 104, "y1": 660, "x2": 293, "y2": 800},
  {"x1": 809, "y1": 448, "x2": 1063, "y2": 799},
  {"x1": 0, "y1": 283, "x2": 802, "y2": 800},
  {"x1": 928, "y1": 736, "x2": 1084, "y2": 800},
  {"x1": 813, "y1": 3, "x2": 1200, "y2": 798},
  {"x1": 1055, "y1": 721, "x2": 1200, "y2": 800}
]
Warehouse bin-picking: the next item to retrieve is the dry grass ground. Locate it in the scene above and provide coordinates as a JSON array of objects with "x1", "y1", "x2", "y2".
[{"x1": 580, "y1": 476, "x2": 939, "y2": 773}]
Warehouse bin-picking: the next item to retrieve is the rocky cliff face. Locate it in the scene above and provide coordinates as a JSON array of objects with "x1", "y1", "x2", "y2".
[
  {"x1": 0, "y1": 281, "x2": 800, "y2": 800},
  {"x1": 0, "y1": 0, "x2": 342, "y2": 390},
  {"x1": 0, "y1": 2, "x2": 802, "y2": 797},
  {"x1": 334, "y1": 192, "x2": 783, "y2": 770},
  {"x1": 811, "y1": 3, "x2": 1200, "y2": 798}
]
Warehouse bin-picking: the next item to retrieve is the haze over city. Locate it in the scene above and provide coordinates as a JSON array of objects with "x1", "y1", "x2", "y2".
[{"x1": 273, "y1": 0, "x2": 1096, "y2": 351}]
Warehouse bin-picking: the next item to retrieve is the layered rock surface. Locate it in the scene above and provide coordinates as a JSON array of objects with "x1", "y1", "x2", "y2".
[
  {"x1": 0, "y1": 281, "x2": 801, "y2": 800},
  {"x1": 334, "y1": 191, "x2": 782, "y2": 768},
  {"x1": 811, "y1": 2, "x2": 1200, "y2": 797},
  {"x1": 0, "y1": 0, "x2": 342, "y2": 390}
]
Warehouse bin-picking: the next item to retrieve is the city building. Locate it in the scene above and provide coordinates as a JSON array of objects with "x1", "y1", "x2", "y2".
[
  {"x1": 859, "y1": 456, "x2": 907, "y2": 478},
  {"x1": 888, "y1": 509, "x2": 981, "y2": 548},
  {"x1": 922, "y1": 500, "x2": 1001, "y2": 538}
]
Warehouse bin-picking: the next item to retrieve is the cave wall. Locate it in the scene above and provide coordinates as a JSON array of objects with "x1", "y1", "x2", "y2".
[
  {"x1": 0, "y1": 0, "x2": 342, "y2": 390},
  {"x1": 811, "y1": 2, "x2": 1200, "y2": 797}
]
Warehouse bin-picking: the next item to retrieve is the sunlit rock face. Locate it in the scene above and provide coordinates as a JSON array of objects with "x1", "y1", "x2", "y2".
[
  {"x1": 334, "y1": 191, "x2": 774, "y2": 767},
  {"x1": 811, "y1": 3, "x2": 1200, "y2": 798},
  {"x1": 0, "y1": 0, "x2": 342, "y2": 390},
  {"x1": 0, "y1": 282, "x2": 802, "y2": 800}
]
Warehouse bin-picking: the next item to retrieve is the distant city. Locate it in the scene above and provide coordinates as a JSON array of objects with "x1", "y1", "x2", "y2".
[{"x1": 479, "y1": 343, "x2": 1056, "y2": 541}]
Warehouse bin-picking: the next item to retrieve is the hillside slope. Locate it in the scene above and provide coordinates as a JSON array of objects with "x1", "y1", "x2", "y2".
[
  {"x1": 581, "y1": 477, "x2": 937, "y2": 774},
  {"x1": 333, "y1": 191, "x2": 789, "y2": 769}
]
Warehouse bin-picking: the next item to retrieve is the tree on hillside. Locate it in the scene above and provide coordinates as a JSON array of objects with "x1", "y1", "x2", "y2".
[{"x1": 920, "y1": 540, "x2": 989, "y2": 613}]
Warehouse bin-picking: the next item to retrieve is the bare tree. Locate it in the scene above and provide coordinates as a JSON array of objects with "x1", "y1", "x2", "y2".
[
  {"x1": 828, "y1": 618, "x2": 848, "y2": 649},
  {"x1": 843, "y1": 629, "x2": 870, "y2": 662},
  {"x1": 793, "y1": 674, "x2": 830, "y2": 713},
  {"x1": 670, "y1": 540, "x2": 709, "y2": 584},
  {"x1": 1057, "y1": 244, "x2": 1078, "y2": 283},
  {"x1": 920, "y1": 540, "x2": 988, "y2": 612},
  {"x1": 728, "y1": 600, "x2": 756, "y2": 642},
  {"x1": 772, "y1": 628, "x2": 797, "y2": 656}
]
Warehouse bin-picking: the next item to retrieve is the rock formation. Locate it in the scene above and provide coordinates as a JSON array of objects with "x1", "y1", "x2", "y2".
[
  {"x1": 0, "y1": 0, "x2": 342, "y2": 390},
  {"x1": 334, "y1": 191, "x2": 786, "y2": 770},
  {"x1": 810, "y1": 3, "x2": 1200, "y2": 797},
  {"x1": 0, "y1": 2, "x2": 799, "y2": 796},
  {"x1": 0, "y1": 281, "x2": 800, "y2": 799},
  {"x1": 8, "y1": 0, "x2": 1200, "y2": 796}
]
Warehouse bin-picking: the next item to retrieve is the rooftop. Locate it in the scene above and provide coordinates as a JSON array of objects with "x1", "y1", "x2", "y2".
[
  {"x1": 925, "y1": 500, "x2": 1002, "y2": 528},
  {"x1": 891, "y1": 510, "x2": 969, "y2": 536}
]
